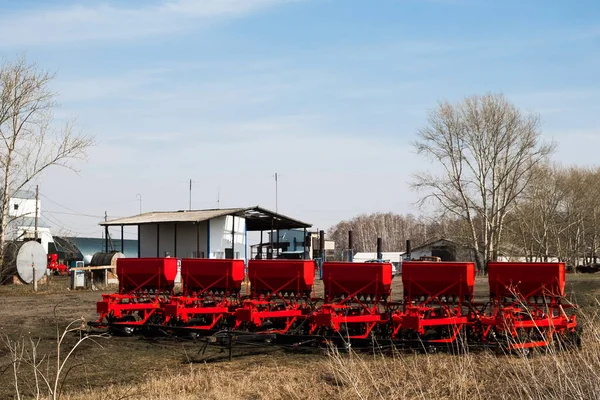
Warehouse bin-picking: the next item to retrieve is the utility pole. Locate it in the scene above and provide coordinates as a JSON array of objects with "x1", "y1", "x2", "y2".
[
  {"x1": 189, "y1": 179, "x2": 192, "y2": 211},
  {"x1": 104, "y1": 211, "x2": 109, "y2": 253},
  {"x1": 32, "y1": 261, "x2": 37, "y2": 292},
  {"x1": 34, "y1": 184, "x2": 39, "y2": 241},
  {"x1": 217, "y1": 187, "x2": 220, "y2": 209},
  {"x1": 275, "y1": 173, "x2": 278, "y2": 214}
]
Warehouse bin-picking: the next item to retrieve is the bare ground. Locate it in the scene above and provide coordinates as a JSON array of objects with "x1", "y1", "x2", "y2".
[{"x1": 0, "y1": 273, "x2": 599, "y2": 399}]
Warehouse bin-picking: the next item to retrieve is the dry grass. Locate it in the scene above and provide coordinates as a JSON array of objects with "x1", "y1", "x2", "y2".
[
  {"x1": 3, "y1": 274, "x2": 600, "y2": 400},
  {"x1": 51, "y1": 314, "x2": 600, "y2": 400}
]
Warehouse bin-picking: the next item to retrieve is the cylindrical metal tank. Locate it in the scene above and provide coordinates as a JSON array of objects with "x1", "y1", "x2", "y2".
[
  {"x1": 90, "y1": 252, "x2": 124, "y2": 267},
  {"x1": 3, "y1": 241, "x2": 47, "y2": 284}
]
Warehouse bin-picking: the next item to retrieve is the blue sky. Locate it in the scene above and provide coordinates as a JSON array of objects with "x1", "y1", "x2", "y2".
[{"x1": 1, "y1": 0, "x2": 599, "y2": 239}]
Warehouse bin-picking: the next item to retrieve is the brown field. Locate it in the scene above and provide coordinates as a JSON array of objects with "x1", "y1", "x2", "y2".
[{"x1": 1, "y1": 273, "x2": 599, "y2": 399}]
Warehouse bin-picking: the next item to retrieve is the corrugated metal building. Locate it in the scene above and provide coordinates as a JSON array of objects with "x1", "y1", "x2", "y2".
[{"x1": 100, "y1": 206, "x2": 312, "y2": 263}]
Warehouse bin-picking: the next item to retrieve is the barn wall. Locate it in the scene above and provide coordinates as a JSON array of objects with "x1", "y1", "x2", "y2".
[
  {"x1": 138, "y1": 218, "x2": 245, "y2": 259},
  {"x1": 209, "y1": 216, "x2": 245, "y2": 259}
]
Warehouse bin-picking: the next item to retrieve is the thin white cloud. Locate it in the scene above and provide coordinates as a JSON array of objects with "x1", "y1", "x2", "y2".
[
  {"x1": 53, "y1": 61, "x2": 333, "y2": 116},
  {"x1": 55, "y1": 69, "x2": 168, "y2": 102},
  {"x1": 509, "y1": 88, "x2": 600, "y2": 116},
  {"x1": 0, "y1": 0, "x2": 295, "y2": 47}
]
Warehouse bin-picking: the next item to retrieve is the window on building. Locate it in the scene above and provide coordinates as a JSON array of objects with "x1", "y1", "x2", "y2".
[{"x1": 13, "y1": 204, "x2": 18, "y2": 211}]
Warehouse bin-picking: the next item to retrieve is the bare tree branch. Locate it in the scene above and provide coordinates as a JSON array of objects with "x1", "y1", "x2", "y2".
[
  {"x1": 411, "y1": 93, "x2": 555, "y2": 271},
  {"x1": 0, "y1": 56, "x2": 95, "y2": 281}
]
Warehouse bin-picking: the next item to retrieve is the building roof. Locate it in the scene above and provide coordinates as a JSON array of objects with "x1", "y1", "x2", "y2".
[
  {"x1": 410, "y1": 238, "x2": 458, "y2": 252},
  {"x1": 57, "y1": 236, "x2": 138, "y2": 259},
  {"x1": 51, "y1": 236, "x2": 84, "y2": 261},
  {"x1": 14, "y1": 216, "x2": 51, "y2": 229},
  {"x1": 99, "y1": 206, "x2": 311, "y2": 231},
  {"x1": 12, "y1": 190, "x2": 36, "y2": 200}
]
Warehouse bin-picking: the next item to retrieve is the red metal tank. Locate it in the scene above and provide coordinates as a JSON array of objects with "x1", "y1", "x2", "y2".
[
  {"x1": 402, "y1": 261, "x2": 475, "y2": 299},
  {"x1": 247, "y1": 259, "x2": 314, "y2": 293},
  {"x1": 180, "y1": 258, "x2": 245, "y2": 293},
  {"x1": 322, "y1": 262, "x2": 392, "y2": 298},
  {"x1": 117, "y1": 258, "x2": 178, "y2": 293},
  {"x1": 487, "y1": 262, "x2": 565, "y2": 298}
]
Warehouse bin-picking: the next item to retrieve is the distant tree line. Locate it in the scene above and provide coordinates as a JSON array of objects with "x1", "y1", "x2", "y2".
[
  {"x1": 327, "y1": 212, "x2": 454, "y2": 253},
  {"x1": 328, "y1": 164, "x2": 600, "y2": 269},
  {"x1": 507, "y1": 164, "x2": 600, "y2": 267}
]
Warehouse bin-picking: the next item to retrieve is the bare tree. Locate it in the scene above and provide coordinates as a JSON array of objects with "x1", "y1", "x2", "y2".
[
  {"x1": 412, "y1": 93, "x2": 555, "y2": 271},
  {"x1": 0, "y1": 56, "x2": 94, "y2": 279},
  {"x1": 506, "y1": 164, "x2": 563, "y2": 261}
]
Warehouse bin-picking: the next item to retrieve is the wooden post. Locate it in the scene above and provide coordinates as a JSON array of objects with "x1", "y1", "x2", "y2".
[
  {"x1": 32, "y1": 266, "x2": 37, "y2": 292},
  {"x1": 35, "y1": 185, "x2": 39, "y2": 241}
]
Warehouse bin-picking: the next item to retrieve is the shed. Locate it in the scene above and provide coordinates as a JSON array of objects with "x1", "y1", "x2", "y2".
[
  {"x1": 408, "y1": 239, "x2": 466, "y2": 262},
  {"x1": 99, "y1": 206, "x2": 312, "y2": 262}
]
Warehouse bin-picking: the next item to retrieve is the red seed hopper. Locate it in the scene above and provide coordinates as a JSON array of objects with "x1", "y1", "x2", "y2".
[
  {"x1": 247, "y1": 259, "x2": 314, "y2": 295},
  {"x1": 162, "y1": 258, "x2": 244, "y2": 330},
  {"x1": 394, "y1": 261, "x2": 477, "y2": 343},
  {"x1": 96, "y1": 258, "x2": 178, "y2": 333},
  {"x1": 482, "y1": 262, "x2": 577, "y2": 351},
  {"x1": 310, "y1": 262, "x2": 393, "y2": 339},
  {"x1": 117, "y1": 258, "x2": 178, "y2": 293},
  {"x1": 488, "y1": 262, "x2": 565, "y2": 299},
  {"x1": 235, "y1": 260, "x2": 315, "y2": 333},
  {"x1": 321, "y1": 261, "x2": 392, "y2": 299},
  {"x1": 181, "y1": 258, "x2": 245, "y2": 294}
]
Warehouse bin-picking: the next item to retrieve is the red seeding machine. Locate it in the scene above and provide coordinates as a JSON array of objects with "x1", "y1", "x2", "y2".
[
  {"x1": 234, "y1": 259, "x2": 315, "y2": 334},
  {"x1": 95, "y1": 258, "x2": 177, "y2": 334},
  {"x1": 481, "y1": 262, "x2": 579, "y2": 351},
  {"x1": 91, "y1": 257, "x2": 580, "y2": 353},
  {"x1": 394, "y1": 261, "x2": 477, "y2": 344},
  {"x1": 162, "y1": 258, "x2": 245, "y2": 332},
  {"x1": 310, "y1": 262, "x2": 392, "y2": 340}
]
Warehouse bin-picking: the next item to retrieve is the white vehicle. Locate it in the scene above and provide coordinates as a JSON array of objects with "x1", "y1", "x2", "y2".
[{"x1": 364, "y1": 259, "x2": 399, "y2": 277}]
